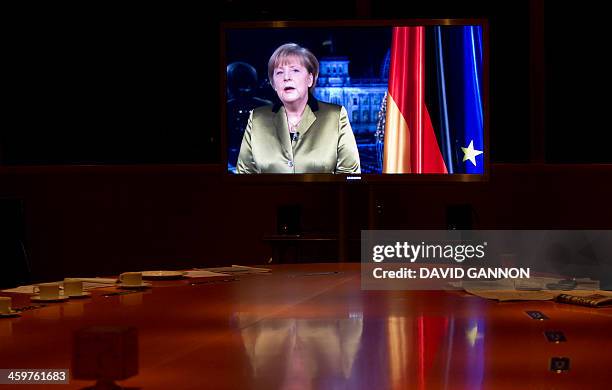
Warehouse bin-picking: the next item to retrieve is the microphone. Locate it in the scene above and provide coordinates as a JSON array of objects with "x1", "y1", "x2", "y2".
[{"x1": 291, "y1": 132, "x2": 300, "y2": 143}]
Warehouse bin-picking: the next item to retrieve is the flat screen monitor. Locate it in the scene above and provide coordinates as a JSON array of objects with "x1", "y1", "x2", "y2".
[{"x1": 221, "y1": 20, "x2": 488, "y2": 182}]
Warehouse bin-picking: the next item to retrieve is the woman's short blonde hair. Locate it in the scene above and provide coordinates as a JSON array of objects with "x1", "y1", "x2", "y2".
[{"x1": 268, "y1": 43, "x2": 319, "y2": 94}]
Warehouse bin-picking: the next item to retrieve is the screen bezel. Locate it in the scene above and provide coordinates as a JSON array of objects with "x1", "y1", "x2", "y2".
[{"x1": 220, "y1": 19, "x2": 490, "y2": 183}]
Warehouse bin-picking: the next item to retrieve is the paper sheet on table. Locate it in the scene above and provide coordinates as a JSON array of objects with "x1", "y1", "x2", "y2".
[
  {"x1": 77, "y1": 278, "x2": 119, "y2": 285},
  {"x1": 458, "y1": 279, "x2": 516, "y2": 290},
  {"x1": 459, "y1": 277, "x2": 560, "y2": 291},
  {"x1": 1, "y1": 285, "x2": 40, "y2": 294},
  {"x1": 196, "y1": 265, "x2": 271, "y2": 274},
  {"x1": 184, "y1": 270, "x2": 229, "y2": 278},
  {"x1": 464, "y1": 289, "x2": 557, "y2": 301},
  {"x1": 2, "y1": 278, "x2": 117, "y2": 294}
]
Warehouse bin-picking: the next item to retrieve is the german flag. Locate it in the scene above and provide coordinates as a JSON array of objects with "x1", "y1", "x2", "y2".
[{"x1": 383, "y1": 26, "x2": 484, "y2": 174}]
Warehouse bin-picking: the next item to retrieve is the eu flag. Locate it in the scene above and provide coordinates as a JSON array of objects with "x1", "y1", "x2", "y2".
[{"x1": 428, "y1": 26, "x2": 484, "y2": 174}]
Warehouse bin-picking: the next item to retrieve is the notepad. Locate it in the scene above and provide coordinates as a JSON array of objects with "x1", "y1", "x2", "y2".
[{"x1": 555, "y1": 291, "x2": 612, "y2": 307}]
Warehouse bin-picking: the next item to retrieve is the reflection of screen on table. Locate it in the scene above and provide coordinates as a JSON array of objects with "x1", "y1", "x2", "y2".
[{"x1": 224, "y1": 22, "x2": 486, "y2": 176}]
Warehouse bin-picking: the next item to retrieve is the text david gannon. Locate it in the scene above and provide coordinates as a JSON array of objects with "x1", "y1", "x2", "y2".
[{"x1": 372, "y1": 267, "x2": 531, "y2": 279}]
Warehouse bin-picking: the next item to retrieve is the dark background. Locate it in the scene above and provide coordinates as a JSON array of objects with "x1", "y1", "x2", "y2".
[
  {"x1": 2, "y1": 1, "x2": 612, "y2": 283},
  {"x1": 2, "y1": 0, "x2": 608, "y2": 164}
]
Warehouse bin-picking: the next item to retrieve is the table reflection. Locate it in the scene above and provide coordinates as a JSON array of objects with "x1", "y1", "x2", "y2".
[
  {"x1": 386, "y1": 315, "x2": 486, "y2": 390},
  {"x1": 0, "y1": 319, "x2": 13, "y2": 337},
  {"x1": 233, "y1": 311, "x2": 486, "y2": 389},
  {"x1": 33, "y1": 304, "x2": 61, "y2": 320},
  {"x1": 63, "y1": 300, "x2": 86, "y2": 317},
  {"x1": 235, "y1": 313, "x2": 363, "y2": 388}
]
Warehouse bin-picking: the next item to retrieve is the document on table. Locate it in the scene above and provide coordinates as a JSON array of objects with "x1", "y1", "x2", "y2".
[
  {"x1": 2, "y1": 278, "x2": 117, "y2": 294},
  {"x1": 183, "y1": 270, "x2": 229, "y2": 278},
  {"x1": 196, "y1": 265, "x2": 271, "y2": 274},
  {"x1": 464, "y1": 289, "x2": 557, "y2": 301}
]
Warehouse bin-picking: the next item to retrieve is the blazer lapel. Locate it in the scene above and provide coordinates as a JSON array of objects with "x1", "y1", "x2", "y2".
[
  {"x1": 297, "y1": 104, "x2": 316, "y2": 138},
  {"x1": 273, "y1": 106, "x2": 292, "y2": 157}
]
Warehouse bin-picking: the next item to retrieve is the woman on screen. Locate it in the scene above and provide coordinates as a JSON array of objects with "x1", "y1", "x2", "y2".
[{"x1": 236, "y1": 43, "x2": 360, "y2": 174}]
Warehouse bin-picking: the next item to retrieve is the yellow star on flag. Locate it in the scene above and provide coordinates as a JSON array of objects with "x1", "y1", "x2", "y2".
[{"x1": 461, "y1": 140, "x2": 483, "y2": 166}]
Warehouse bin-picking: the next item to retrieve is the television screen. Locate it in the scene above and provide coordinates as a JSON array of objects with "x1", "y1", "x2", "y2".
[{"x1": 222, "y1": 20, "x2": 488, "y2": 180}]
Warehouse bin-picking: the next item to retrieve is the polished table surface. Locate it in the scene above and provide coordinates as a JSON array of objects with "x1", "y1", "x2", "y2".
[{"x1": 1, "y1": 263, "x2": 612, "y2": 389}]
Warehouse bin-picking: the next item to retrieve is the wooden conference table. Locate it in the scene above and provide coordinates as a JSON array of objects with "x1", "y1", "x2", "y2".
[{"x1": 1, "y1": 263, "x2": 611, "y2": 389}]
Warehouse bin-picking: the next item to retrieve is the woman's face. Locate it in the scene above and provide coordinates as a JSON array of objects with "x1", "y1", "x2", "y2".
[{"x1": 272, "y1": 56, "x2": 313, "y2": 106}]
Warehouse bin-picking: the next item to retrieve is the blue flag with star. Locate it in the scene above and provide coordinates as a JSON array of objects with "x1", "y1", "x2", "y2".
[{"x1": 426, "y1": 26, "x2": 484, "y2": 173}]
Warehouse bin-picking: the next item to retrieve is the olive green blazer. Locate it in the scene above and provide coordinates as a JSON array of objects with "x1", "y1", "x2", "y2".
[{"x1": 236, "y1": 98, "x2": 361, "y2": 174}]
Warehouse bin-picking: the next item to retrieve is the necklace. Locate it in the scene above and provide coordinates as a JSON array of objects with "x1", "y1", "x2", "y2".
[
  {"x1": 287, "y1": 115, "x2": 301, "y2": 133},
  {"x1": 286, "y1": 107, "x2": 304, "y2": 134},
  {"x1": 288, "y1": 119, "x2": 300, "y2": 133}
]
